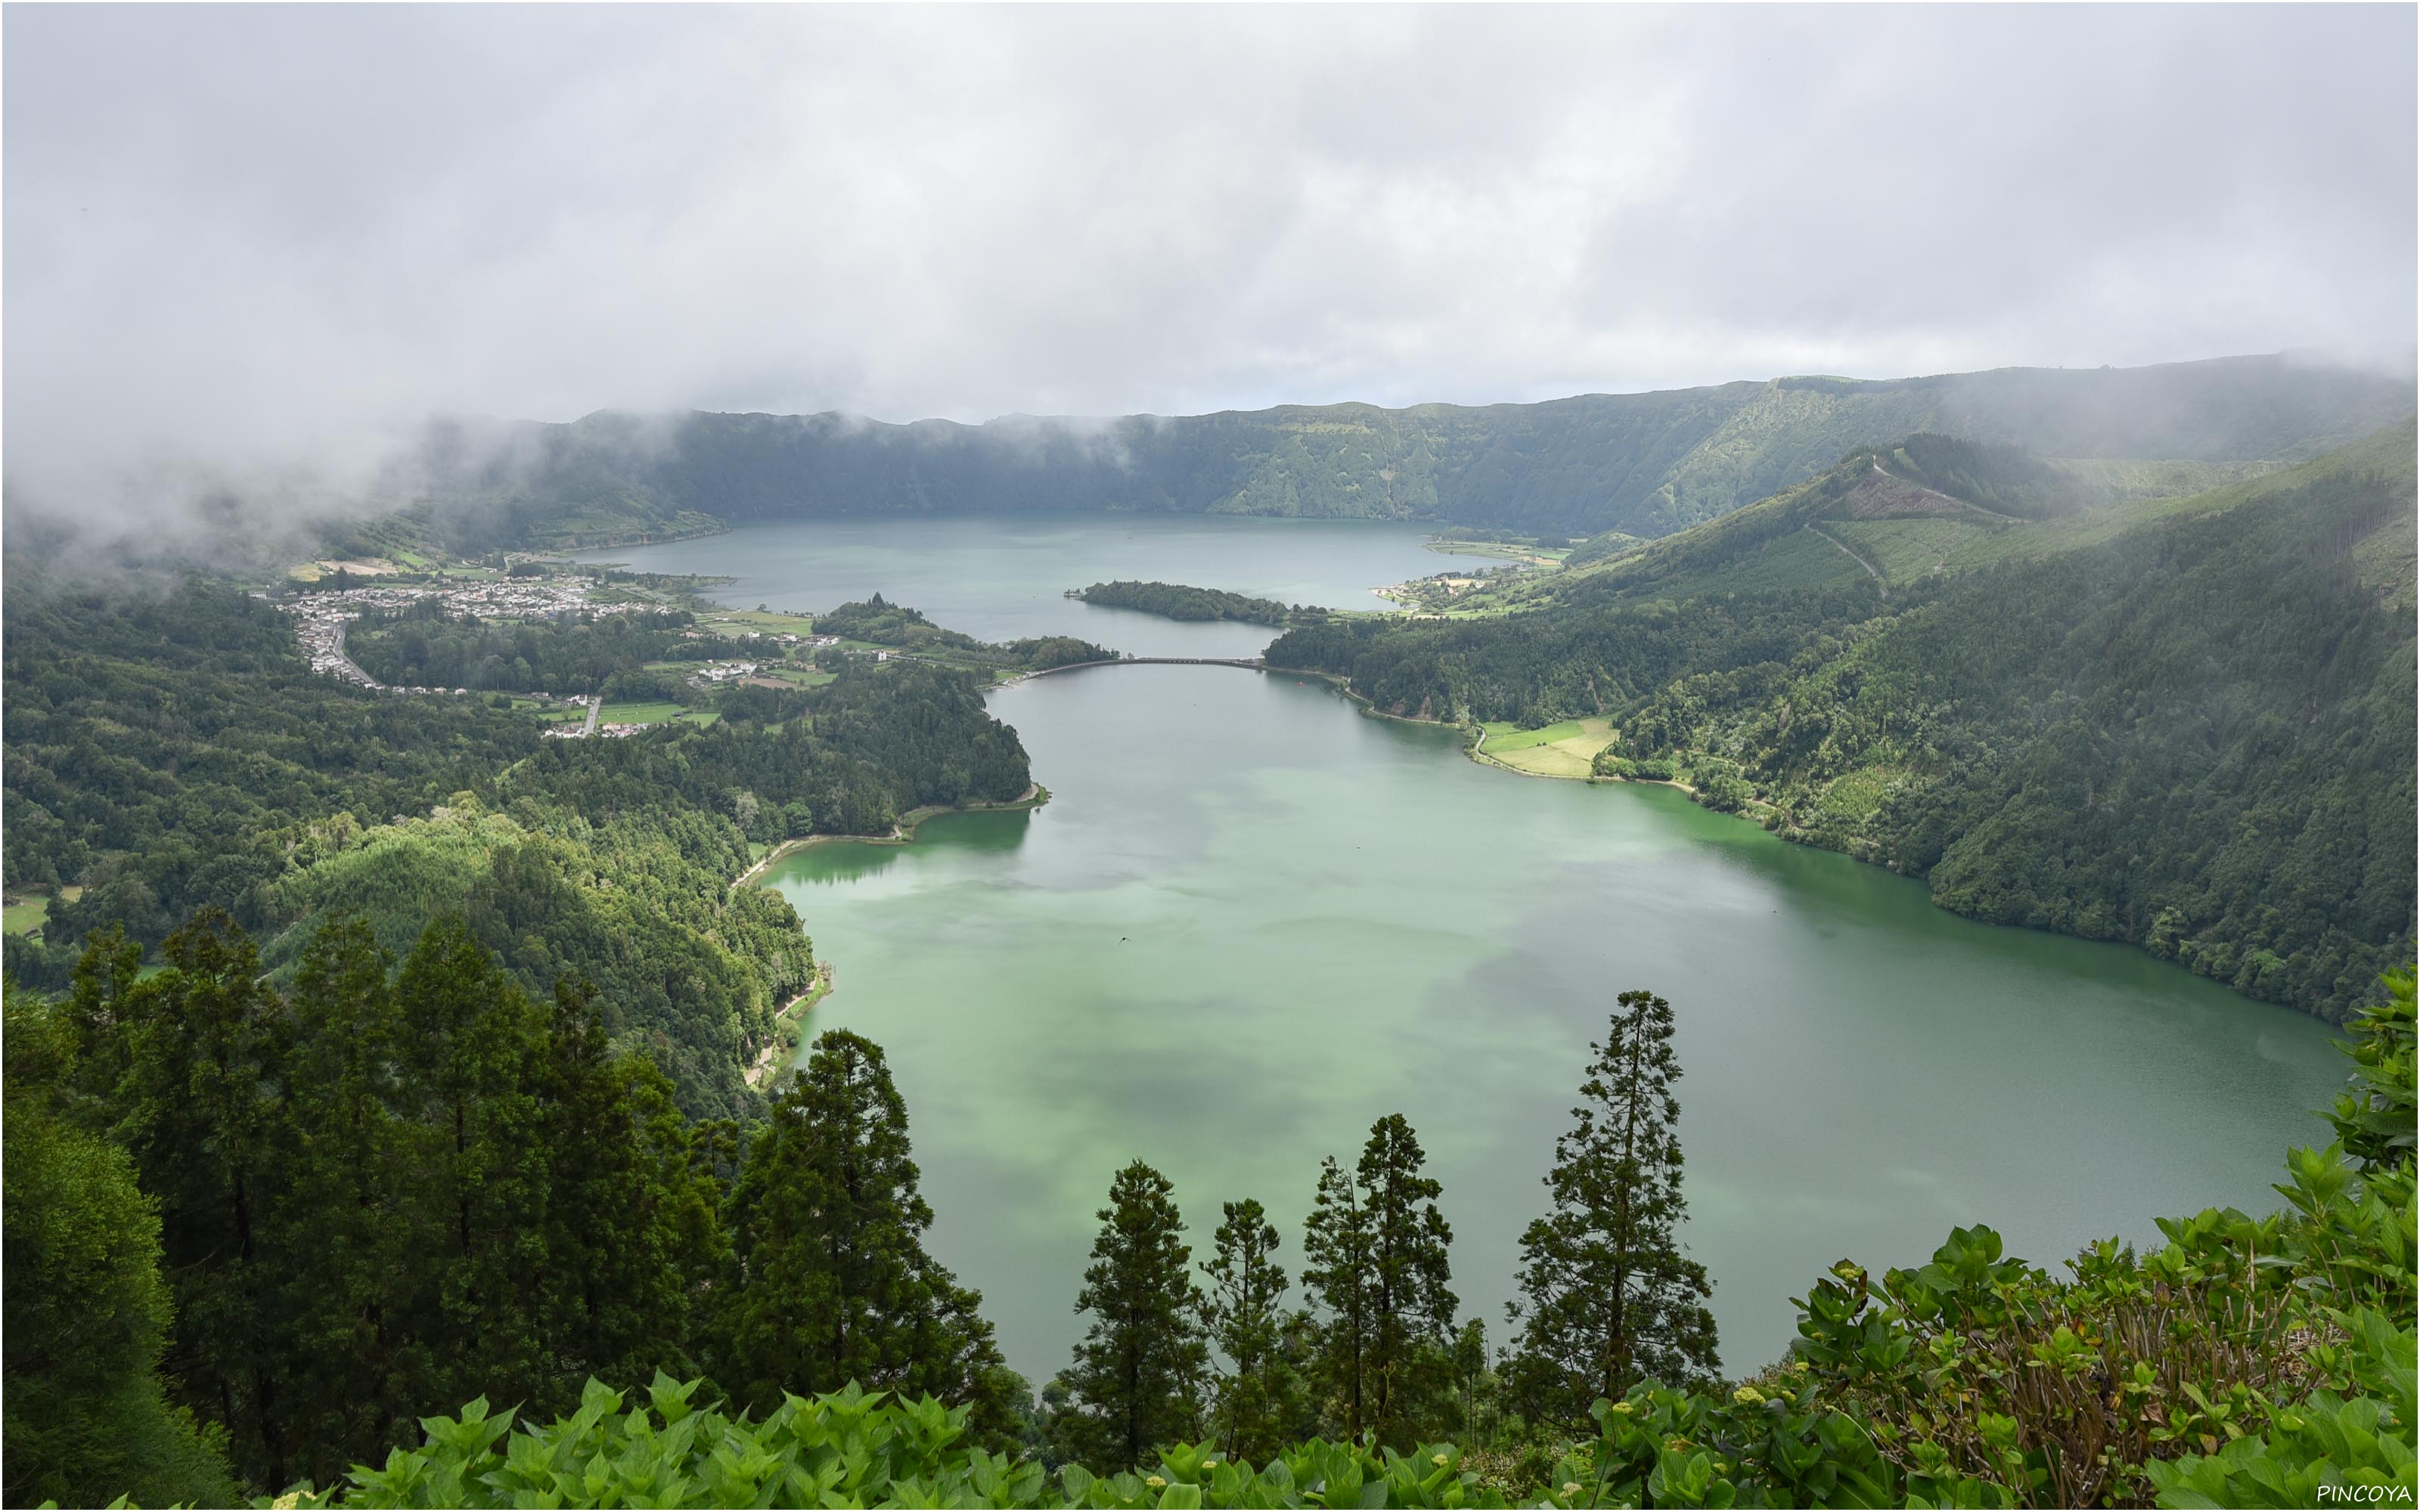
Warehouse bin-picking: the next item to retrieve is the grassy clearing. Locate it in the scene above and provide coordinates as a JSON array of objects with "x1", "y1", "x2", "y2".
[
  {"x1": 598, "y1": 701, "x2": 688, "y2": 726},
  {"x1": 1430, "y1": 540, "x2": 1571, "y2": 566},
  {"x1": 4, "y1": 894, "x2": 51, "y2": 937},
  {"x1": 702, "y1": 608, "x2": 820, "y2": 635},
  {"x1": 1478, "y1": 716, "x2": 1615, "y2": 777},
  {"x1": 1479, "y1": 719, "x2": 1589, "y2": 751},
  {"x1": 1817, "y1": 764, "x2": 1902, "y2": 823},
  {"x1": 1652, "y1": 529, "x2": 1870, "y2": 601},
  {"x1": 762, "y1": 667, "x2": 838, "y2": 688},
  {"x1": 1829, "y1": 518, "x2": 1994, "y2": 586}
]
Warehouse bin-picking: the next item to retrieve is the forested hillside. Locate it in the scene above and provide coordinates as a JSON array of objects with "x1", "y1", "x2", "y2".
[
  {"x1": 2, "y1": 573, "x2": 1033, "y2": 1114},
  {"x1": 12, "y1": 938, "x2": 2412, "y2": 1509},
  {"x1": 1269, "y1": 423, "x2": 2419, "y2": 1021},
  {"x1": 345, "y1": 603, "x2": 758, "y2": 696},
  {"x1": 381, "y1": 355, "x2": 2409, "y2": 550}
]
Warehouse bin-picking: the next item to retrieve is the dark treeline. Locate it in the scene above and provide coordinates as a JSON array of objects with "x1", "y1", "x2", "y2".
[
  {"x1": 346, "y1": 604, "x2": 758, "y2": 696},
  {"x1": 10, "y1": 912, "x2": 2413, "y2": 1508},
  {"x1": 4, "y1": 911, "x2": 1721, "y2": 1504},
  {"x1": 1072, "y1": 581, "x2": 1312, "y2": 627},
  {"x1": 3, "y1": 914, "x2": 1003, "y2": 1501},
  {"x1": 4, "y1": 575, "x2": 1032, "y2": 1115},
  {"x1": 1270, "y1": 426, "x2": 2419, "y2": 1021}
]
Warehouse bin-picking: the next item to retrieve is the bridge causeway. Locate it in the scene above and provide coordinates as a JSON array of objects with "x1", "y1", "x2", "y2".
[{"x1": 1009, "y1": 655, "x2": 1266, "y2": 680}]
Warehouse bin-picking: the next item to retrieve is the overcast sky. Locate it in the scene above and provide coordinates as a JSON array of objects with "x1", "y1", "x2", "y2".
[{"x1": 5, "y1": 3, "x2": 2414, "y2": 515}]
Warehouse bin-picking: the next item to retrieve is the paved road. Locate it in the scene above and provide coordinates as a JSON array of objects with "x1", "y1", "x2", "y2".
[
  {"x1": 327, "y1": 622, "x2": 380, "y2": 687},
  {"x1": 582, "y1": 697, "x2": 602, "y2": 736}
]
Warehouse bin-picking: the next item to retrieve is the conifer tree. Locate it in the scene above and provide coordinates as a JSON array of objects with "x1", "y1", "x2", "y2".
[
  {"x1": 3, "y1": 980, "x2": 240, "y2": 1509},
  {"x1": 1053, "y1": 1160, "x2": 1209, "y2": 1470},
  {"x1": 1300, "y1": 1155, "x2": 1366, "y2": 1439},
  {"x1": 531, "y1": 977, "x2": 722, "y2": 1404},
  {"x1": 1357, "y1": 1114, "x2": 1457, "y2": 1450},
  {"x1": 1506, "y1": 988, "x2": 1720, "y2": 1428},
  {"x1": 1450, "y1": 1318, "x2": 1490, "y2": 1448},
  {"x1": 276, "y1": 915, "x2": 429, "y2": 1481},
  {"x1": 1303, "y1": 1116, "x2": 1457, "y2": 1449},
  {"x1": 1197, "y1": 1198, "x2": 1302, "y2": 1463},
  {"x1": 396, "y1": 913, "x2": 554, "y2": 1419},
  {"x1": 110, "y1": 910, "x2": 298, "y2": 1489},
  {"x1": 718, "y1": 1029, "x2": 1009, "y2": 1432}
]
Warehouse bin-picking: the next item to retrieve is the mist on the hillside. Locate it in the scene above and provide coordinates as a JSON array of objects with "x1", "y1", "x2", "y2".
[{"x1": 5, "y1": 5, "x2": 2413, "y2": 553}]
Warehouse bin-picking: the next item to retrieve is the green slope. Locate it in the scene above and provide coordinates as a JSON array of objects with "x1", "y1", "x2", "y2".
[
  {"x1": 1267, "y1": 421, "x2": 2419, "y2": 1021},
  {"x1": 389, "y1": 354, "x2": 2410, "y2": 550}
]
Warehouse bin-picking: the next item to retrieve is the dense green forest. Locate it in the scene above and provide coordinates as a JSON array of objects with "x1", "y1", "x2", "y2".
[
  {"x1": 1269, "y1": 423, "x2": 2418, "y2": 1022},
  {"x1": 1072, "y1": 581, "x2": 1313, "y2": 626},
  {"x1": 345, "y1": 604, "x2": 758, "y2": 696},
  {"x1": 2, "y1": 573, "x2": 1032, "y2": 1115},
  {"x1": 9, "y1": 912, "x2": 2411, "y2": 1507},
  {"x1": 367, "y1": 355, "x2": 2409, "y2": 553}
]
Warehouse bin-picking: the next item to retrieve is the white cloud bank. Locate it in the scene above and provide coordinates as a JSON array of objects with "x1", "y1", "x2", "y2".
[{"x1": 5, "y1": 4, "x2": 2412, "y2": 523}]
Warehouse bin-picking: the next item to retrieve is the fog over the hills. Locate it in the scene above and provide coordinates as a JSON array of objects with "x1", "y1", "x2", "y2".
[{"x1": 5, "y1": 4, "x2": 2413, "y2": 534}]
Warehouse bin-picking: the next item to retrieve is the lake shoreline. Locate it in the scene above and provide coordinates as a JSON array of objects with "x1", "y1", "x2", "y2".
[
  {"x1": 1268, "y1": 663, "x2": 1707, "y2": 792},
  {"x1": 744, "y1": 959, "x2": 836, "y2": 1089},
  {"x1": 728, "y1": 652, "x2": 2347, "y2": 1380},
  {"x1": 733, "y1": 782, "x2": 1052, "y2": 888}
]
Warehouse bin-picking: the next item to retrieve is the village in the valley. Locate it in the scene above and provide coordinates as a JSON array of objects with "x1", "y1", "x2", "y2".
[{"x1": 268, "y1": 565, "x2": 840, "y2": 737}]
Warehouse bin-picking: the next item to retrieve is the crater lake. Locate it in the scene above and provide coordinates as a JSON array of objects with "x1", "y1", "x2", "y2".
[{"x1": 591, "y1": 517, "x2": 2347, "y2": 1380}]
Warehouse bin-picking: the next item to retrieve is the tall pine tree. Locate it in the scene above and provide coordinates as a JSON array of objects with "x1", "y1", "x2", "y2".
[
  {"x1": 1302, "y1": 1116, "x2": 1457, "y2": 1449},
  {"x1": 1506, "y1": 988, "x2": 1719, "y2": 1427},
  {"x1": 1300, "y1": 1155, "x2": 1370, "y2": 1438},
  {"x1": 396, "y1": 913, "x2": 554, "y2": 1421},
  {"x1": 1053, "y1": 1160, "x2": 1208, "y2": 1470},
  {"x1": 717, "y1": 1029, "x2": 1010, "y2": 1435},
  {"x1": 109, "y1": 911, "x2": 298, "y2": 1489},
  {"x1": 275, "y1": 915, "x2": 430, "y2": 1483},
  {"x1": 530, "y1": 976, "x2": 724, "y2": 1406},
  {"x1": 1196, "y1": 1198, "x2": 1303, "y2": 1464},
  {"x1": 3, "y1": 979, "x2": 240, "y2": 1509}
]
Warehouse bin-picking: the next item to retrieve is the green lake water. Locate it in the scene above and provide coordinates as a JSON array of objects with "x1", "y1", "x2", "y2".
[
  {"x1": 578, "y1": 513, "x2": 1501, "y2": 658},
  {"x1": 601, "y1": 519, "x2": 2350, "y2": 1383}
]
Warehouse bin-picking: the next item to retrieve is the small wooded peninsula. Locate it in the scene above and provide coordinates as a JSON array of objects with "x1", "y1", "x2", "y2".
[{"x1": 1071, "y1": 579, "x2": 1317, "y2": 625}]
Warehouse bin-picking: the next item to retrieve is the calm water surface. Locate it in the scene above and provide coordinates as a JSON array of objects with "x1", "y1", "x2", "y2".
[
  {"x1": 582, "y1": 514, "x2": 1499, "y2": 657},
  {"x1": 619, "y1": 519, "x2": 2347, "y2": 1381}
]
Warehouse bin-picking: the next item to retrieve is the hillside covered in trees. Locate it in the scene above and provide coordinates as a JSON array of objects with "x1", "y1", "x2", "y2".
[
  {"x1": 2, "y1": 572, "x2": 1034, "y2": 1115},
  {"x1": 344, "y1": 603, "x2": 758, "y2": 696},
  {"x1": 10, "y1": 918, "x2": 2411, "y2": 1508},
  {"x1": 1269, "y1": 423, "x2": 2419, "y2": 1023},
  {"x1": 362, "y1": 355, "x2": 2410, "y2": 552}
]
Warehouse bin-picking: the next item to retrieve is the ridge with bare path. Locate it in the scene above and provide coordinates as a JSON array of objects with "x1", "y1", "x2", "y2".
[{"x1": 1803, "y1": 521, "x2": 1885, "y2": 587}]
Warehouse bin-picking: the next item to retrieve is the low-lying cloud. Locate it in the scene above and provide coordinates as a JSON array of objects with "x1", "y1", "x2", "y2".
[{"x1": 5, "y1": 5, "x2": 2413, "y2": 539}]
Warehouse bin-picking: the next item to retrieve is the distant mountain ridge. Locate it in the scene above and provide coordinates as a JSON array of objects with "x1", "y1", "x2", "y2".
[{"x1": 386, "y1": 353, "x2": 2412, "y2": 553}]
